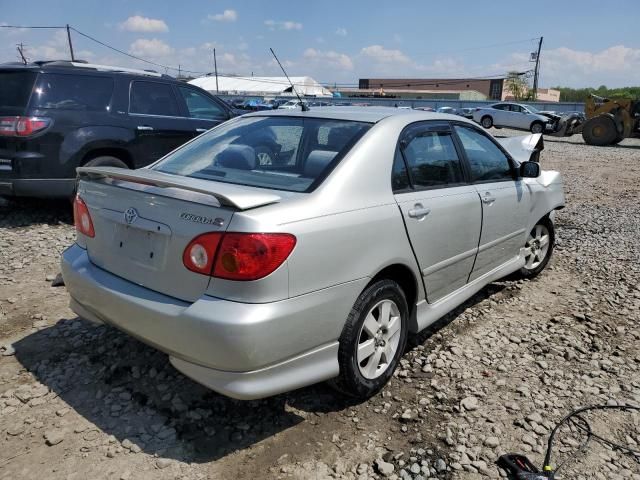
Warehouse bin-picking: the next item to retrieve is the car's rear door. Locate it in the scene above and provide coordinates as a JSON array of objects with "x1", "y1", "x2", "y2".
[
  {"x1": 452, "y1": 124, "x2": 530, "y2": 281},
  {"x1": 394, "y1": 121, "x2": 482, "y2": 302},
  {"x1": 127, "y1": 80, "x2": 195, "y2": 167},
  {"x1": 175, "y1": 85, "x2": 231, "y2": 137}
]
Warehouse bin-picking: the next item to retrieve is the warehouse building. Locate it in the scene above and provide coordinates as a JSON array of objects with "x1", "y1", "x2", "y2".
[{"x1": 189, "y1": 75, "x2": 332, "y2": 97}]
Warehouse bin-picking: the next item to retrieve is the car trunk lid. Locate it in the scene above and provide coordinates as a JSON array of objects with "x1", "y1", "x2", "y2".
[{"x1": 76, "y1": 167, "x2": 283, "y2": 302}]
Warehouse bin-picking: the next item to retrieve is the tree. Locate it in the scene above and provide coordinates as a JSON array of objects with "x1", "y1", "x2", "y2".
[{"x1": 505, "y1": 71, "x2": 529, "y2": 101}]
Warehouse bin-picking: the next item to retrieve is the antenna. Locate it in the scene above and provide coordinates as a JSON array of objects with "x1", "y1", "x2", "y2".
[
  {"x1": 269, "y1": 47, "x2": 309, "y2": 111},
  {"x1": 16, "y1": 42, "x2": 27, "y2": 65}
]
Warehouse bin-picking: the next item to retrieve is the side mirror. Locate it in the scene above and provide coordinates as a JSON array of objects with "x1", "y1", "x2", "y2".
[{"x1": 520, "y1": 161, "x2": 540, "y2": 178}]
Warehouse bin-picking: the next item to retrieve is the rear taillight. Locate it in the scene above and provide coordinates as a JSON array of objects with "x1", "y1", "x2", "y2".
[
  {"x1": 73, "y1": 195, "x2": 95, "y2": 238},
  {"x1": 0, "y1": 116, "x2": 51, "y2": 136},
  {"x1": 182, "y1": 232, "x2": 296, "y2": 281},
  {"x1": 183, "y1": 233, "x2": 223, "y2": 275}
]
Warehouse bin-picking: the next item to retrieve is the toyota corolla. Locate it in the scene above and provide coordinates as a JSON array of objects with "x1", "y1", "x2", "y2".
[{"x1": 61, "y1": 107, "x2": 564, "y2": 400}]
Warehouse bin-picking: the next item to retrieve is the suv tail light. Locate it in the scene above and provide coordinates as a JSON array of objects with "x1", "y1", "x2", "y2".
[
  {"x1": 183, "y1": 232, "x2": 296, "y2": 281},
  {"x1": 73, "y1": 195, "x2": 95, "y2": 238},
  {"x1": 0, "y1": 116, "x2": 51, "y2": 136}
]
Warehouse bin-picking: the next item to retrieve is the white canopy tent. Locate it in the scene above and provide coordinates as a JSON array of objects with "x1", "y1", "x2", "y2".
[{"x1": 188, "y1": 75, "x2": 332, "y2": 97}]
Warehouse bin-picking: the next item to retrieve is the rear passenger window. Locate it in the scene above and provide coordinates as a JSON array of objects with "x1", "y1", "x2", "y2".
[
  {"x1": 130, "y1": 81, "x2": 181, "y2": 117},
  {"x1": 178, "y1": 87, "x2": 227, "y2": 120},
  {"x1": 32, "y1": 74, "x2": 113, "y2": 111},
  {"x1": 401, "y1": 132, "x2": 463, "y2": 188},
  {"x1": 454, "y1": 126, "x2": 513, "y2": 182}
]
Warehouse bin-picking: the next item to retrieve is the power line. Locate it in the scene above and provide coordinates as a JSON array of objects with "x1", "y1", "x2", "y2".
[
  {"x1": 0, "y1": 25, "x2": 65, "y2": 29},
  {"x1": 1, "y1": 23, "x2": 538, "y2": 90}
]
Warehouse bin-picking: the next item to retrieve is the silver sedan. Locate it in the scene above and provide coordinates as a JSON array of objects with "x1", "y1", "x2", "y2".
[{"x1": 61, "y1": 107, "x2": 564, "y2": 400}]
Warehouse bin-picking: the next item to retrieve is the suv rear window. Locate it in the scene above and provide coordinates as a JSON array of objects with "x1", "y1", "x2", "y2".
[
  {"x1": 0, "y1": 71, "x2": 37, "y2": 114},
  {"x1": 152, "y1": 116, "x2": 371, "y2": 192},
  {"x1": 32, "y1": 73, "x2": 113, "y2": 111}
]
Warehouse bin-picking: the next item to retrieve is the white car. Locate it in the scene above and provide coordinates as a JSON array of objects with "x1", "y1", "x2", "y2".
[
  {"x1": 279, "y1": 100, "x2": 308, "y2": 110},
  {"x1": 473, "y1": 103, "x2": 549, "y2": 133}
]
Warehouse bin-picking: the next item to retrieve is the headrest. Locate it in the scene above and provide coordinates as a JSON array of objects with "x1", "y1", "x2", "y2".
[
  {"x1": 304, "y1": 150, "x2": 337, "y2": 177},
  {"x1": 216, "y1": 145, "x2": 256, "y2": 170}
]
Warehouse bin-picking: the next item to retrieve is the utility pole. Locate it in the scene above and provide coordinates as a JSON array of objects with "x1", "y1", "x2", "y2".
[
  {"x1": 532, "y1": 36, "x2": 543, "y2": 101},
  {"x1": 66, "y1": 24, "x2": 75, "y2": 61},
  {"x1": 213, "y1": 48, "x2": 219, "y2": 93},
  {"x1": 16, "y1": 42, "x2": 27, "y2": 65},
  {"x1": 178, "y1": 64, "x2": 181, "y2": 79}
]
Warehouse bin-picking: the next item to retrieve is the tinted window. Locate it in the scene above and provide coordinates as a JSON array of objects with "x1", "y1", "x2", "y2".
[
  {"x1": 0, "y1": 71, "x2": 36, "y2": 113},
  {"x1": 392, "y1": 149, "x2": 410, "y2": 191},
  {"x1": 130, "y1": 81, "x2": 180, "y2": 117},
  {"x1": 493, "y1": 104, "x2": 507, "y2": 110},
  {"x1": 153, "y1": 116, "x2": 371, "y2": 192},
  {"x1": 454, "y1": 126, "x2": 513, "y2": 182},
  {"x1": 32, "y1": 74, "x2": 113, "y2": 111},
  {"x1": 401, "y1": 131, "x2": 463, "y2": 188},
  {"x1": 178, "y1": 87, "x2": 227, "y2": 120}
]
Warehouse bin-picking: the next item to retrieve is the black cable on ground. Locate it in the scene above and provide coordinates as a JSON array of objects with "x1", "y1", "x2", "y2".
[{"x1": 543, "y1": 404, "x2": 640, "y2": 475}]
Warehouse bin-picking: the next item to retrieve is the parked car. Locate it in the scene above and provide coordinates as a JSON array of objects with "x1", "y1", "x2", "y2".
[
  {"x1": 459, "y1": 107, "x2": 475, "y2": 119},
  {"x1": 436, "y1": 106, "x2": 458, "y2": 115},
  {"x1": 62, "y1": 107, "x2": 564, "y2": 400},
  {"x1": 279, "y1": 99, "x2": 309, "y2": 110},
  {"x1": 472, "y1": 102, "x2": 550, "y2": 133},
  {"x1": 413, "y1": 106, "x2": 435, "y2": 112},
  {"x1": 0, "y1": 60, "x2": 237, "y2": 199}
]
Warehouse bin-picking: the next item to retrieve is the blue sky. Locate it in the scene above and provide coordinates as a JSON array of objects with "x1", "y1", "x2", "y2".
[{"x1": 1, "y1": 0, "x2": 639, "y2": 87}]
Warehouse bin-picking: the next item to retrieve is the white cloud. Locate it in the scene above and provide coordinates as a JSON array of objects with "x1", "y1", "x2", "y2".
[
  {"x1": 304, "y1": 48, "x2": 353, "y2": 70},
  {"x1": 335, "y1": 27, "x2": 347, "y2": 36},
  {"x1": 264, "y1": 20, "x2": 302, "y2": 31},
  {"x1": 209, "y1": 10, "x2": 237, "y2": 22},
  {"x1": 129, "y1": 38, "x2": 174, "y2": 58},
  {"x1": 119, "y1": 16, "x2": 168, "y2": 33},
  {"x1": 360, "y1": 45, "x2": 411, "y2": 64}
]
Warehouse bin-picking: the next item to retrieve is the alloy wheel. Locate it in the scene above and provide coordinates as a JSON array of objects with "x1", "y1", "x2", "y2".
[
  {"x1": 524, "y1": 224, "x2": 550, "y2": 270},
  {"x1": 356, "y1": 299, "x2": 402, "y2": 379}
]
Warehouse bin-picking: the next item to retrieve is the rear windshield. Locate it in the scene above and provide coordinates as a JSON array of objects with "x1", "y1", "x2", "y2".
[
  {"x1": 152, "y1": 116, "x2": 371, "y2": 192},
  {"x1": 0, "y1": 71, "x2": 37, "y2": 114},
  {"x1": 31, "y1": 73, "x2": 114, "y2": 111}
]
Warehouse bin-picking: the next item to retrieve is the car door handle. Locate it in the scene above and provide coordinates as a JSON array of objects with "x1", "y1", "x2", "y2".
[
  {"x1": 408, "y1": 205, "x2": 431, "y2": 218},
  {"x1": 481, "y1": 193, "x2": 496, "y2": 204},
  {"x1": 195, "y1": 128, "x2": 208, "y2": 133},
  {"x1": 136, "y1": 125, "x2": 154, "y2": 131}
]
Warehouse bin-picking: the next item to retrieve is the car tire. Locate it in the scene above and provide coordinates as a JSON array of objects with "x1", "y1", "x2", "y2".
[
  {"x1": 83, "y1": 156, "x2": 129, "y2": 169},
  {"x1": 330, "y1": 279, "x2": 409, "y2": 399},
  {"x1": 517, "y1": 216, "x2": 555, "y2": 279},
  {"x1": 530, "y1": 121, "x2": 544, "y2": 134},
  {"x1": 480, "y1": 116, "x2": 493, "y2": 129}
]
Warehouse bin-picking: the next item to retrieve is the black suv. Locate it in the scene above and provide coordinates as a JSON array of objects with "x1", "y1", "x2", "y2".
[{"x1": 0, "y1": 61, "x2": 238, "y2": 199}]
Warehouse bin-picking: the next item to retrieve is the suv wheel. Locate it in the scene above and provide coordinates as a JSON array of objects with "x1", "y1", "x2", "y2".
[
  {"x1": 83, "y1": 156, "x2": 129, "y2": 169},
  {"x1": 518, "y1": 217, "x2": 554, "y2": 278},
  {"x1": 330, "y1": 279, "x2": 409, "y2": 399}
]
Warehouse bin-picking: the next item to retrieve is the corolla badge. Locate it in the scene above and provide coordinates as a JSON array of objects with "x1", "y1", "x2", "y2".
[{"x1": 124, "y1": 207, "x2": 139, "y2": 224}]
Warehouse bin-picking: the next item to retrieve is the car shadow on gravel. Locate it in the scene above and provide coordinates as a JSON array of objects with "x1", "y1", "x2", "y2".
[
  {"x1": 0, "y1": 198, "x2": 73, "y2": 228},
  {"x1": 11, "y1": 317, "x2": 359, "y2": 464},
  {"x1": 11, "y1": 279, "x2": 514, "y2": 464}
]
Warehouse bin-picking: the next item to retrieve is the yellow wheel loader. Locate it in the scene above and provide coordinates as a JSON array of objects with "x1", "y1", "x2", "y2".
[{"x1": 580, "y1": 94, "x2": 640, "y2": 146}]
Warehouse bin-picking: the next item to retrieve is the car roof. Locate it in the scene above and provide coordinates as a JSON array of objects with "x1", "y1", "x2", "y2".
[
  {"x1": 0, "y1": 61, "x2": 176, "y2": 81},
  {"x1": 244, "y1": 106, "x2": 475, "y2": 124}
]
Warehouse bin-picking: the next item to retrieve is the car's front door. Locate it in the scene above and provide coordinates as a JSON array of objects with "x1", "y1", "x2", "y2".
[
  {"x1": 491, "y1": 104, "x2": 509, "y2": 126},
  {"x1": 452, "y1": 124, "x2": 530, "y2": 281},
  {"x1": 509, "y1": 104, "x2": 529, "y2": 129},
  {"x1": 175, "y1": 85, "x2": 231, "y2": 137},
  {"x1": 127, "y1": 80, "x2": 195, "y2": 167},
  {"x1": 394, "y1": 122, "x2": 482, "y2": 302}
]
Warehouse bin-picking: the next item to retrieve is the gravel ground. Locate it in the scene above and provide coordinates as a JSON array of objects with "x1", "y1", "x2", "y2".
[{"x1": 0, "y1": 131, "x2": 639, "y2": 480}]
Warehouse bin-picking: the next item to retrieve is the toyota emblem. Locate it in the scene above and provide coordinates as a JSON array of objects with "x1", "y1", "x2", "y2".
[{"x1": 124, "y1": 207, "x2": 138, "y2": 224}]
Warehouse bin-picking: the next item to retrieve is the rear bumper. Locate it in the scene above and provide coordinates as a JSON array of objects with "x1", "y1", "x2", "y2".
[
  {"x1": 0, "y1": 178, "x2": 75, "y2": 198},
  {"x1": 61, "y1": 244, "x2": 365, "y2": 399}
]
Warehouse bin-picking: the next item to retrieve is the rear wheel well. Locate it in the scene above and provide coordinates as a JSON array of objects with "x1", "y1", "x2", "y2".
[
  {"x1": 369, "y1": 264, "x2": 418, "y2": 313},
  {"x1": 81, "y1": 148, "x2": 133, "y2": 168}
]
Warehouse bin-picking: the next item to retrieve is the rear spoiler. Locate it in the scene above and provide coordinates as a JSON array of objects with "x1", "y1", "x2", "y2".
[
  {"x1": 496, "y1": 133, "x2": 544, "y2": 163},
  {"x1": 76, "y1": 166, "x2": 283, "y2": 210}
]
